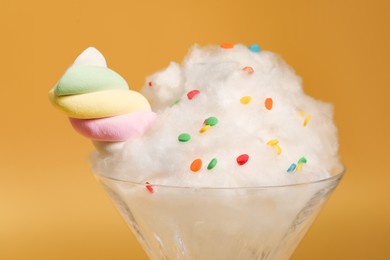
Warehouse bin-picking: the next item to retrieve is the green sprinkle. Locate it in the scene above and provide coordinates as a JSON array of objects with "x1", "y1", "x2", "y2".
[
  {"x1": 178, "y1": 133, "x2": 191, "y2": 142},
  {"x1": 171, "y1": 99, "x2": 181, "y2": 106},
  {"x1": 205, "y1": 116, "x2": 219, "y2": 126},
  {"x1": 298, "y1": 157, "x2": 307, "y2": 164},
  {"x1": 207, "y1": 158, "x2": 218, "y2": 170}
]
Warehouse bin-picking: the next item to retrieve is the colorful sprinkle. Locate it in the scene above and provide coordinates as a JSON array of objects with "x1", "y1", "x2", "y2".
[
  {"x1": 267, "y1": 139, "x2": 282, "y2": 155},
  {"x1": 265, "y1": 98, "x2": 273, "y2": 110},
  {"x1": 205, "y1": 116, "x2": 219, "y2": 126},
  {"x1": 173, "y1": 99, "x2": 181, "y2": 105},
  {"x1": 303, "y1": 115, "x2": 312, "y2": 126},
  {"x1": 148, "y1": 81, "x2": 153, "y2": 87},
  {"x1": 220, "y1": 42, "x2": 234, "y2": 49},
  {"x1": 190, "y1": 159, "x2": 202, "y2": 172},
  {"x1": 145, "y1": 182, "x2": 154, "y2": 193},
  {"x1": 298, "y1": 157, "x2": 307, "y2": 164},
  {"x1": 287, "y1": 163, "x2": 297, "y2": 173},
  {"x1": 298, "y1": 111, "x2": 305, "y2": 117},
  {"x1": 199, "y1": 125, "x2": 211, "y2": 133},
  {"x1": 187, "y1": 90, "x2": 200, "y2": 100},
  {"x1": 240, "y1": 96, "x2": 252, "y2": 105},
  {"x1": 242, "y1": 66, "x2": 254, "y2": 74},
  {"x1": 236, "y1": 154, "x2": 249, "y2": 165},
  {"x1": 207, "y1": 158, "x2": 218, "y2": 170},
  {"x1": 266, "y1": 139, "x2": 279, "y2": 146},
  {"x1": 249, "y1": 44, "x2": 261, "y2": 53},
  {"x1": 275, "y1": 145, "x2": 282, "y2": 155},
  {"x1": 178, "y1": 133, "x2": 191, "y2": 142},
  {"x1": 296, "y1": 164, "x2": 303, "y2": 171}
]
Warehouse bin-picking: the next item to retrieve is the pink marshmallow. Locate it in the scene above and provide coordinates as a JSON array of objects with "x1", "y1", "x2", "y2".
[{"x1": 69, "y1": 111, "x2": 157, "y2": 141}]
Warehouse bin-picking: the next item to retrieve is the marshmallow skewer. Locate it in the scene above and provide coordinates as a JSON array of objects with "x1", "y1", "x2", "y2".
[{"x1": 48, "y1": 47, "x2": 156, "y2": 155}]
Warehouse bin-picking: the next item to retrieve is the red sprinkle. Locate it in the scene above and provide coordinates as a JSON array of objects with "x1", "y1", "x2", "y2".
[
  {"x1": 148, "y1": 81, "x2": 153, "y2": 87},
  {"x1": 265, "y1": 98, "x2": 273, "y2": 110},
  {"x1": 242, "y1": 66, "x2": 254, "y2": 74},
  {"x1": 187, "y1": 90, "x2": 200, "y2": 100},
  {"x1": 236, "y1": 154, "x2": 249, "y2": 165},
  {"x1": 145, "y1": 182, "x2": 154, "y2": 193}
]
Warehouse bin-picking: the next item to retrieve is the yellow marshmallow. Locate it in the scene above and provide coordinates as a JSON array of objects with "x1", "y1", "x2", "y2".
[{"x1": 48, "y1": 89, "x2": 151, "y2": 119}]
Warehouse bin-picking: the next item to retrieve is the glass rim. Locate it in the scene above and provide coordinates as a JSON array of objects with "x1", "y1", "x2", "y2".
[{"x1": 93, "y1": 165, "x2": 345, "y2": 190}]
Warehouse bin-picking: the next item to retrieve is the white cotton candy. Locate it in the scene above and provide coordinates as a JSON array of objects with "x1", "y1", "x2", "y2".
[{"x1": 91, "y1": 44, "x2": 342, "y2": 187}]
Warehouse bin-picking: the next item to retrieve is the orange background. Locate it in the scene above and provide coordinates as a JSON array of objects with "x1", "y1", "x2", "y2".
[{"x1": 1, "y1": 0, "x2": 389, "y2": 259}]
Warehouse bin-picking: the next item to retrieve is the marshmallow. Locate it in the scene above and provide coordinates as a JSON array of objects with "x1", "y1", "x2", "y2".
[
  {"x1": 55, "y1": 66, "x2": 128, "y2": 96},
  {"x1": 92, "y1": 141, "x2": 126, "y2": 155},
  {"x1": 69, "y1": 111, "x2": 157, "y2": 141},
  {"x1": 48, "y1": 88, "x2": 152, "y2": 119},
  {"x1": 73, "y1": 47, "x2": 107, "y2": 67}
]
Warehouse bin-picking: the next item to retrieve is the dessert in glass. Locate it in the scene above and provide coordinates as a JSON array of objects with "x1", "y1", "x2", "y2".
[{"x1": 49, "y1": 43, "x2": 344, "y2": 259}]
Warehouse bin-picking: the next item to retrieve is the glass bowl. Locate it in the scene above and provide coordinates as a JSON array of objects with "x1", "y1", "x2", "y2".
[{"x1": 94, "y1": 168, "x2": 344, "y2": 259}]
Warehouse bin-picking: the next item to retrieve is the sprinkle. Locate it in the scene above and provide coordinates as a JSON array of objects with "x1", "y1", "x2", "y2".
[
  {"x1": 145, "y1": 182, "x2": 154, "y2": 193},
  {"x1": 249, "y1": 44, "x2": 261, "y2": 53},
  {"x1": 266, "y1": 139, "x2": 279, "y2": 146},
  {"x1": 178, "y1": 133, "x2": 191, "y2": 142},
  {"x1": 267, "y1": 139, "x2": 282, "y2": 155},
  {"x1": 207, "y1": 158, "x2": 218, "y2": 170},
  {"x1": 220, "y1": 42, "x2": 234, "y2": 49},
  {"x1": 296, "y1": 164, "x2": 303, "y2": 171},
  {"x1": 275, "y1": 145, "x2": 282, "y2": 155},
  {"x1": 242, "y1": 66, "x2": 254, "y2": 74},
  {"x1": 298, "y1": 157, "x2": 307, "y2": 164},
  {"x1": 190, "y1": 159, "x2": 202, "y2": 172},
  {"x1": 265, "y1": 98, "x2": 273, "y2": 110},
  {"x1": 199, "y1": 125, "x2": 211, "y2": 133},
  {"x1": 187, "y1": 90, "x2": 200, "y2": 100},
  {"x1": 298, "y1": 111, "x2": 305, "y2": 117},
  {"x1": 173, "y1": 99, "x2": 181, "y2": 105},
  {"x1": 287, "y1": 163, "x2": 297, "y2": 173},
  {"x1": 240, "y1": 96, "x2": 252, "y2": 105},
  {"x1": 236, "y1": 154, "x2": 249, "y2": 165},
  {"x1": 303, "y1": 115, "x2": 312, "y2": 126},
  {"x1": 205, "y1": 116, "x2": 218, "y2": 126},
  {"x1": 148, "y1": 81, "x2": 153, "y2": 87}
]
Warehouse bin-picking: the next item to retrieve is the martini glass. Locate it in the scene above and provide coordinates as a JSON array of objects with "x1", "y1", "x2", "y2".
[{"x1": 94, "y1": 168, "x2": 344, "y2": 259}]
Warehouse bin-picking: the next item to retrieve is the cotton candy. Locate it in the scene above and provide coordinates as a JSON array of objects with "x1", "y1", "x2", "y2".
[{"x1": 91, "y1": 44, "x2": 342, "y2": 187}]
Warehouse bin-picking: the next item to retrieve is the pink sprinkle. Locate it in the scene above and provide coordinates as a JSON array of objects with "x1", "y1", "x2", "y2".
[
  {"x1": 236, "y1": 154, "x2": 249, "y2": 166},
  {"x1": 145, "y1": 182, "x2": 154, "y2": 193},
  {"x1": 148, "y1": 81, "x2": 153, "y2": 87},
  {"x1": 187, "y1": 90, "x2": 200, "y2": 100},
  {"x1": 242, "y1": 66, "x2": 254, "y2": 74}
]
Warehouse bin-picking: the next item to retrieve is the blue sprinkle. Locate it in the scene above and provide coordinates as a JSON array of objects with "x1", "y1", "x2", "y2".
[
  {"x1": 287, "y1": 163, "x2": 297, "y2": 173},
  {"x1": 249, "y1": 44, "x2": 261, "y2": 53}
]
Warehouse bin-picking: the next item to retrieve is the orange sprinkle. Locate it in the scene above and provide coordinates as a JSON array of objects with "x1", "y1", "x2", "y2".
[
  {"x1": 242, "y1": 66, "x2": 254, "y2": 74},
  {"x1": 190, "y1": 159, "x2": 202, "y2": 172},
  {"x1": 220, "y1": 42, "x2": 234, "y2": 49},
  {"x1": 265, "y1": 98, "x2": 273, "y2": 110}
]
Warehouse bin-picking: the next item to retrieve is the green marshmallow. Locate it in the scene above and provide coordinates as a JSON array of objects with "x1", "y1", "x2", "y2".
[{"x1": 55, "y1": 65, "x2": 129, "y2": 96}]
